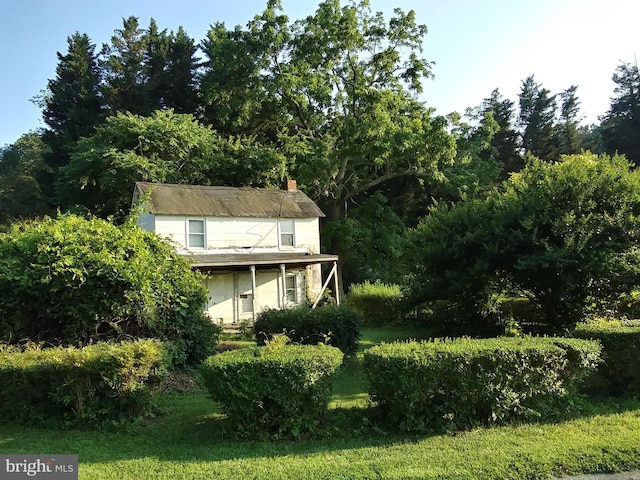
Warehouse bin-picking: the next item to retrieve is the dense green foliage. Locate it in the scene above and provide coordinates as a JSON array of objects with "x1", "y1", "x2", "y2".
[
  {"x1": 0, "y1": 133, "x2": 51, "y2": 223},
  {"x1": 254, "y1": 305, "x2": 361, "y2": 355},
  {"x1": 2, "y1": 1, "x2": 640, "y2": 307},
  {"x1": 0, "y1": 339, "x2": 170, "y2": 427},
  {"x1": 573, "y1": 319, "x2": 640, "y2": 396},
  {"x1": 200, "y1": 344, "x2": 343, "y2": 439},
  {"x1": 364, "y1": 337, "x2": 601, "y2": 432},
  {"x1": 346, "y1": 281, "x2": 404, "y2": 326},
  {"x1": 57, "y1": 110, "x2": 286, "y2": 219},
  {"x1": 0, "y1": 214, "x2": 218, "y2": 364},
  {"x1": 408, "y1": 152, "x2": 640, "y2": 332}
]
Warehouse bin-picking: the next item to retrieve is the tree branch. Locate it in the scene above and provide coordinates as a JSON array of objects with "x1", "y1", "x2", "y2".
[{"x1": 341, "y1": 168, "x2": 414, "y2": 203}]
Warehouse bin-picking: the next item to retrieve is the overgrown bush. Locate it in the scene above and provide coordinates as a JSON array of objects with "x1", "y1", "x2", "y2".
[
  {"x1": 0, "y1": 339, "x2": 170, "y2": 427},
  {"x1": 407, "y1": 153, "x2": 640, "y2": 333},
  {"x1": 573, "y1": 319, "x2": 640, "y2": 395},
  {"x1": 254, "y1": 305, "x2": 361, "y2": 355},
  {"x1": 347, "y1": 281, "x2": 404, "y2": 325},
  {"x1": 0, "y1": 214, "x2": 219, "y2": 365},
  {"x1": 200, "y1": 344, "x2": 343, "y2": 439},
  {"x1": 364, "y1": 336, "x2": 601, "y2": 432}
]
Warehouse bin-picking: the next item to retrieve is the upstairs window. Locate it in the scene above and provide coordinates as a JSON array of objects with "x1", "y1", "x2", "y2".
[
  {"x1": 187, "y1": 219, "x2": 206, "y2": 249},
  {"x1": 279, "y1": 219, "x2": 295, "y2": 248}
]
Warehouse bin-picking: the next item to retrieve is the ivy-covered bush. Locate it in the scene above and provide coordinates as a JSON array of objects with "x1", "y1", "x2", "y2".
[
  {"x1": 254, "y1": 305, "x2": 361, "y2": 355},
  {"x1": 347, "y1": 281, "x2": 403, "y2": 325},
  {"x1": 364, "y1": 336, "x2": 601, "y2": 432},
  {"x1": 0, "y1": 214, "x2": 218, "y2": 365},
  {"x1": 0, "y1": 339, "x2": 170, "y2": 427},
  {"x1": 200, "y1": 344, "x2": 343, "y2": 439},
  {"x1": 573, "y1": 319, "x2": 640, "y2": 395}
]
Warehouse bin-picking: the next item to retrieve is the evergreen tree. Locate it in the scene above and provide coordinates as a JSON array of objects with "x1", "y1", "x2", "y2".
[
  {"x1": 600, "y1": 61, "x2": 640, "y2": 165},
  {"x1": 164, "y1": 26, "x2": 200, "y2": 114},
  {"x1": 101, "y1": 16, "x2": 148, "y2": 115},
  {"x1": 518, "y1": 76, "x2": 557, "y2": 161},
  {"x1": 556, "y1": 85, "x2": 583, "y2": 155},
  {"x1": 143, "y1": 19, "x2": 171, "y2": 112},
  {"x1": 41, "y1": 32, "x2": 103, "y2": 205},
  {"x1": 480, "y1": 89, "x2": 522, "y2": 178}
]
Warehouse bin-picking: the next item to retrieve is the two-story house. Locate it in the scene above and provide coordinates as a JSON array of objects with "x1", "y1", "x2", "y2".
[{"x1": 133, "y1": 181, "x2": 339, "y2": 327}]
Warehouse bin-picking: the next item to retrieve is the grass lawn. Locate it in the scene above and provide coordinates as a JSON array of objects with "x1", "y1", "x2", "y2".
[{"x1": 1, "y1": 326, "x2": 640, "y2": 479}]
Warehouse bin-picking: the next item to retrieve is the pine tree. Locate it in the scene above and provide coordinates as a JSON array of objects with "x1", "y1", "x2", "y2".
[
  {"x1": 143, "y1": 19, "x2": 171, "y2": 112},
  {"x1": 600, "y1": 61, "x2": 640, "y2": 165},
  {"x1": 556, "y1": 85, "x2": 583, "y2": 155},
  {"x1": 41, "y1": 32, "x2": 103, "y2": 205},
  {"x1": 480, "y1": 89, "x2": 522, "y2": 177},
  {"x1": 518, "y1": 76, "x2": 557, "y2": 161},
  {"x1": 101, "y1": 16, "x2": 148, "y2": 115},
  {"x1": 164, "y1": 26, "x2": 200, "y2": 114}
]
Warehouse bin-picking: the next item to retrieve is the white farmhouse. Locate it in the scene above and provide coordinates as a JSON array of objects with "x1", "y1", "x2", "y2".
[{"x1": 133, "y1": 181, "x2": 339, "y2": 327}]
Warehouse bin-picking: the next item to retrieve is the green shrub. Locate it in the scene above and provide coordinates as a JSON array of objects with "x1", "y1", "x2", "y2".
[
  {"x1": 407, "y1": 153, "x2": 640, "y2": 333},
  {"x1": 346, "y1": 281, "x2": 403, "y2": 325},
  {"x1": 254, "y1": 305, "x2": 361, "y2": 355},
  {"x1": 572, "y1": 319, "x2": 640, "y2": 395},
  {"x1": 200, "y1": 344, "x2": 343, "y2": 439},
  {"x1": 0, "y1": 214, "x2": 219, "y2": 365},
  {"x1": 0, "y1": 339, "x2": 170, "y2": 427},
  {"x1": 364, "y1": 336, "x2": 601, "y2": 432}
]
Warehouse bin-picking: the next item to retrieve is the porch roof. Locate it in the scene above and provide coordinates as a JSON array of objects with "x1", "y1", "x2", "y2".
[{"x1": 184, "y1": 252, "x2": 339, "y2": 270}]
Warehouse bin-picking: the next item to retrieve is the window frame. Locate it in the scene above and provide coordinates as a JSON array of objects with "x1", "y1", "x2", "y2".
[
  {"x1": 285, "y1": 273, "x2": 298, "y2": 304},
  {"x1": 278, "y1": 219, "x2": 295, "y2": 249},
  {"x1": 186, "y1": 218, "x2": 206, "y2": 249}
]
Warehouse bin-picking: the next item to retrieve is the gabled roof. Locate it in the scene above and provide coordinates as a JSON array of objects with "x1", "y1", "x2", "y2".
[{"x1": 134, "y1": 182, "x2": 325, "y2": 218}]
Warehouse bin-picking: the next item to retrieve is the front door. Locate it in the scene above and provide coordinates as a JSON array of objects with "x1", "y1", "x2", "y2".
[{"x1": 235, "y1": 272, "x2": 254, "y2": 323}]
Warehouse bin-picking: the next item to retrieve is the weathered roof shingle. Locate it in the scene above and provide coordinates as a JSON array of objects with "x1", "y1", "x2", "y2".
[{"x1": 134, "y1": 182, "x2": 325, "y2": 218}]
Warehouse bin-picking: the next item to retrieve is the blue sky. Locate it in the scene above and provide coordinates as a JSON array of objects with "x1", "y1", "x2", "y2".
[{"x1": 1, "y1": 0, "x2": 639, "y2": 147}]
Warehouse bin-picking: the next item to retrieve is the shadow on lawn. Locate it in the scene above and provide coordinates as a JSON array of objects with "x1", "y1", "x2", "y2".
[
  {"x1": 0, "y1": 395, "x2": 407, "y2": 465},
  {"x1": 1, "y1": 393, "x2": 639, "y2": 467}
]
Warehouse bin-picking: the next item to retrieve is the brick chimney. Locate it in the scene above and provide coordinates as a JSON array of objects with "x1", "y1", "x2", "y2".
[{"x1": 285, "y1": 179, "x2": 297, "y2": 191}]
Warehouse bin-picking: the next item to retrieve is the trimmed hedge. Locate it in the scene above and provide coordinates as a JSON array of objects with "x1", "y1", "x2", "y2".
[
  {"x1": 573, "y1": 319, "x2": 640, "y2": 395},
  {"x1": 0, "y1": 339, "x2": 170, "y2": 427},
  {"x1": 200, "y1": 344, "x2": 343, "y2": 439},
  {"x1": 346, "y1": 281, "x2": 403, "y2": 325},
  {"x1": 364, "y1": 336, "x2": 601, "y2": 432},
  {"x1": 254, "y1": 305, "x2": 361, "y2": 355}
]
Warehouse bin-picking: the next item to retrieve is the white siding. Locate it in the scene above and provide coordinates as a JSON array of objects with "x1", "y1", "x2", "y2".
[
  {"x1": 294, "y1": 218, "x2": 321, "y2": 253},
  {"x1": 204, "y1": 269, "x2": 305, "y2": 326},
  {"x1": 152, "y1": 215, "x2": 321, "y2": 254},
  {"x1": 154, "y1": 215, "x2": 189, "y2": 249},
  {"x1": 207, "y1": 218, "x2": 278, "y2": 250}
]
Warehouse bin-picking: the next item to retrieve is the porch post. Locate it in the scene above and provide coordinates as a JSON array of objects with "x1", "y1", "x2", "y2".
[
  {"x1": 332, "y1": 261, "x2": 340, "y2": 305},
  {"x1": 250, "y1": 265, "x2": 256, "y2": 323},
  {"x1": 280, "y1": 263, "x2": 287, "y2": 307}
]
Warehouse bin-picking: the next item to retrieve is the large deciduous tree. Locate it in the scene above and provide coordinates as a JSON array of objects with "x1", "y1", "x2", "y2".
[
  {"x1": 56, "y1": 110, "x2": 286, "y2": 220},
  {"x1": 200, "y1": 0, "x2": 455, "y2": 275}
]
